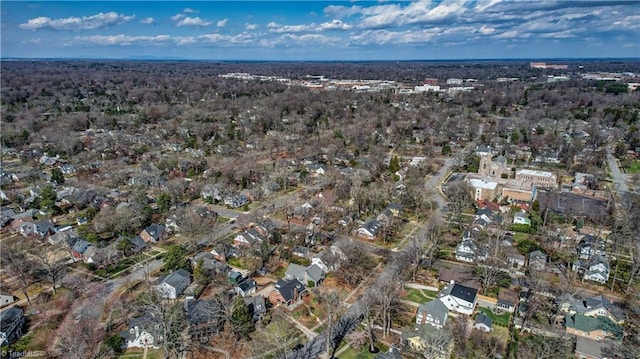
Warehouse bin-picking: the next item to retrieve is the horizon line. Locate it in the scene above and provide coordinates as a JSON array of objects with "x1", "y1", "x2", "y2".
[{"x1": 2, "y1": 56, "x2": 640, "y2": 63}]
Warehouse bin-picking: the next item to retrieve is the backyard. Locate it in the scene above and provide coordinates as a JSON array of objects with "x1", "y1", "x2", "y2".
[{"x1": 478, "y1": 307, "x2": 511, "y2": 327}]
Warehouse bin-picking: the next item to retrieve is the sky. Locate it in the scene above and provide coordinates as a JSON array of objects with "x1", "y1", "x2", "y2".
[{"x1": 1, "y1": 1, "x2": 639, "y2": 61}]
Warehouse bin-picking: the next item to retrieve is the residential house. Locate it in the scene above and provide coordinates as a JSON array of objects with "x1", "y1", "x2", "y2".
[
  {"x1": 83, "y1": 246, "x2": 103, "y2": 264},
  {"x1": 19, "y1": 219, "x2": 56, "y2": 239},
  {"x1": 185, "y1": 299, "x2": 224, "y2": 339},
  {"x1": 438, "y1": 281, "x2": 478, "y2": 315},
  {"x1": 128, "y1": 235, "x2": 148, "y2": 253},
  {"x1": 474, "y1": 313, "x2": 493, "y2": 332},
  {"x1": 305, "y1": 264, "x2": 325, "y2": 287},
  {"x1": 415, "y1": 298, "x2": 448, "y2": 329},
  {"x1": 0, "y1": 293, "x2": 15, "y2": 307},
  {"x1": 574, "y1": 255, "x2": 610, "y2": 284},
  {"x1": 513, "y1": 212, "x2": 531, "y2": 226},
  {"x1": 356, "y1": 219, "x2": 382, "y2": 240},
  {"x1": 475, "y1": 145, "x2": 492, "y2": 156},
  {"x1": 556, "y1": 293, "x2": 625, "y2": 324},
  {"x1": 233, "y1": 227, "x2": 266, "y2": 247},
  {"x1": 154, "y1": 269, "x2": 191, "y2": 299},
  {"x1": 475, "y1": 207, "x2": 502, "y2": 225},
  {"x1": 565, "y1": 314, "x2": 623, "y2": 341},
  {"x1": 506, "y1": 251, "x2": 526, "y2": 269},
  {"x1": 496, "y1": 290, "x2": 519, "y2": 313},
  {"x1": 210, "y1": 243, "x2": 233, "y2": 262},
  {"x1": 306, "y1": 163, "x2": 327, "y2": 176},
  {"x1": 577, "y1": 235, "x2": 606, "y2": 260},
  {"x1": 236, "y1": 279, "x2": 257, "y2": 297},
  {"x1": 269, "y1": 279, "x2": 307, "y2": 308},
  {"x1": 71, "y1": 239, "x2": 91, "y2": 260},
  {"x1": 121, "y1": 314, "x2": 161, "y2": 349},
  {"x1": 192, "y1": 252, "x2": 230, "y2": 275},
  {"x1": 140, "y1": 223, "x2": 168, "y2": 243},
  {"x1": 285, "y1": 263, "x2": 325, "y2": 287},
  {"x1": 244, "y1": 295, "x2": 267, "y2": 322},
  {"x1": 0, "y1": 307, "x2": 25, "y2": 346},
  {"x1": 455, "y1": 239, "x2": 486, "y2": 263},
  {"x1": 291, "y1": 246, "x2": 310, "y2": 259},
  {"x1": 49, "y1": 228, "x2": 79, "y2": 246},
  {"x1": 529, "y1": 250, "x2": 547, "y2": 271},
  {"x1": 575, "y1": 336, "x2": 612, "y2": 359},
  {"x1": 311, "y1": 247, "x2": 343, "y2": 273},
  {"x1": 228, "y1": 271, "x2": 243, "y2": 284},
  {"x1": 224, "y1": 194, "x2": 250, "y2": 209}
]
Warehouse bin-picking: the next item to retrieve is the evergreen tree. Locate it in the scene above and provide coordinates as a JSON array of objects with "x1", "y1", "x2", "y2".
[
  {"x1": 231, "y1": 298, "x2": 255, "y2": 340},
  {"x1": 163, "y1": 245, "x2": 188, "y2": 272},
  {"x1": 51, "y1": 168, "x2": 65, "y2": 185}
]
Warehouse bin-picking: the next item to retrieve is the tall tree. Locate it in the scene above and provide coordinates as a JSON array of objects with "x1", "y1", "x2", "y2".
[
  {"x1": 0, "y1": 242, "x2": 38, "y2": 305},
  {"x1": 137, "y1": 289, "x2": 187, "y2": 359},
  {"x1": 51, "y1": 167, "x2": 65, "y2": 185},
  {"x1": 230, "y1": 297, "x2": 255, "y2": 340},
  {"x1": 34, "y1": 251, "x2": 66, "y2": 296}
]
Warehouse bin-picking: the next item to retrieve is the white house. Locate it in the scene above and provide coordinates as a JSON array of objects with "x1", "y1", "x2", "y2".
[
  {"x1": 415, "y1": 298, "x2": 449, "y2": 329},
  {"x1": 455, "y1": 239, "x2": 486, "y2": 263},
  {"x1": 474, "y1": 313, "x2": 493, "y2": 332},
  {"x1": 513, "y1": 212, "x2": 531, "y2": 226},
  {"x1": 0, "y1": 293, "x2": 16, "y2": 307},
  {"x1": 153, "y1": 269, "x2": 191, "y2": 299},
  {"x1": 121, "y1": 314, "x2": 161, "y2": 349},
  {"x1": 583, "y1": 255, "x2": 610, "y2": 284},
  {"x1": 438, "y1": 281, "x2": 478, "y2": 315}
]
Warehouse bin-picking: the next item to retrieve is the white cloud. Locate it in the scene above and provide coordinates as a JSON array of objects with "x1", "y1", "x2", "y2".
[
  {"x1": 323, "y1": 4, "x2": 362, "y2": 18},
  {"x1": 171, "y1": 14, "x2": 185, "y2": 22},
  {"x1": 217, "y1": 18, "x2": 228, "y2": 27},
  {"x1": 171, "y1": 14, "x2": 211, "y2": 27},
  {"x1": 19, "y1": 11, "x2": 134, "y2": 30},
  {"x1": 183, "y1": 8, "x2": 196, "y2": 14},
  {"x1": 140, "y1": 17, "x2": 155, "y2": 25},
  {"x1": 267, "y1": 19, "x2": 352, "y2": 33},
  {"x1": 73, "y1": 34, "x2": 174, "y2": 46},
  {"x1": 478, "y1": 25, "x2": 495, "y2": 35},
  {"x1": 318, "y1": 19, "x2": 352, "y2": 30},
  {"x1": 349, "y1": 28, "x2": 441, "y2": 45},
  {"x1": 245, "y1": 23, "x2": 258, "y2": 30}
]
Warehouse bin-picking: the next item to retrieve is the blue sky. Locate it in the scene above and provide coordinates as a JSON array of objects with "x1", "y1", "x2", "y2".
[{"x1": 2, "y1": 1, "x2": 639, "y2": 60}]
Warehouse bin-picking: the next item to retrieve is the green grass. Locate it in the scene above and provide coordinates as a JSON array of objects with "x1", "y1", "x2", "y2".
[
  {"x1": 338, "y1": 346, "x2": 380, "y2": 359},
  {"x1": 404, "y1": 288, "x2": 437, "y2": 304},
  {"x1": 622, "y1": 160, "x2": 640, "y2": 174},
  {"x1": 478, "y1": 307, "x2": 511, "y2": 327}
]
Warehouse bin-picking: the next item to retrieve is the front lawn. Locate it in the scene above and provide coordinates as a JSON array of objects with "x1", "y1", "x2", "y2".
[
  {"x1": 478, "y1": 307, "x2": 511, "y2": 327},
  {"x1": 622, "y1": 159, "x2": 640, "y2": 174},
  {"x1": 404, "y1": 288, "x2": 437, "y2": 304}
]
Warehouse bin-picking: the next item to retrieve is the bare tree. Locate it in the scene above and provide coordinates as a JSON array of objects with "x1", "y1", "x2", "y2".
[
  {"x1": 252, "y1": 311, "x2": 300, "y2": 359},
  {"x1": 516, "y1": 333, "x2": 571, "y2": 358},
  {"x1": 415, "y1": 325, "x2": 453, "y2": 359},
  {"x1": 446, "y1": 181, "x2": 473, "y2": 229},
  {"x1": 372, "y1": 267, "x2": 403, "y2": 339},
  {"x1": 315, "y1": 290, "x2": 344, "y2": 357},
  {"x1": 0, "y1": 241, "x2": 38, "y2": 305},
  {"x1": 137, "y1": 289, "x2": 188, "y2": 359},
  {"x1": 402, "y1": 219, "x2": 444, "y2": 281},
  {"x1": 34, "y1": 250, "x2": 66, "y2": 296},
  {"x1": 50, "y1": 297, "x2": 106, "y2": 359},
  {"x1": 334, "y1": 240, "x2": 376, "y2": 288}
]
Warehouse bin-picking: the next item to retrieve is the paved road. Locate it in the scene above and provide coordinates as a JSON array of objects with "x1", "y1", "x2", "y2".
[{"x1": 606, "y1": 148, "x2": 629, "y2": 194}]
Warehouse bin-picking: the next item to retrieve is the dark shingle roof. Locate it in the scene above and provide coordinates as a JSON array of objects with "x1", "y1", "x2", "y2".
[
  {"x1": 475, "y1": 312, "x2": 493, "y2": 328},
  {"x1": 186, "y1": 299, "x2": 222, "y2": 326},
  {"x1": 445, "y1": 283, "x2": 478, "y2": 303}
]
